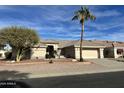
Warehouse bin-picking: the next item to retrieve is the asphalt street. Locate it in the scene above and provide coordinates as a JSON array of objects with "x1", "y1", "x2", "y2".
[{"x1": 17, "y1": 71, "x2": 124, "y2": 88}]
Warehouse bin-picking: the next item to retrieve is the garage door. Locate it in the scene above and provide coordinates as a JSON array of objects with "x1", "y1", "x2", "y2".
[{"x1": 82, "y1": 49, "x2": 98, "y2": 58}]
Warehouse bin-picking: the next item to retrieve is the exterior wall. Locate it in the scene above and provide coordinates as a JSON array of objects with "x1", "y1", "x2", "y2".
[
  {"x1": 61, "y1": 45, "x2": 75, "y2": 58},
  {"x1": 75, "y1": 48, "x2": 99, "y2": 59},
  {"x1": 31, "y1": 47, "x2": 46, "y2": 59},
  {"x1": 56, "y1": 48, "x2": 61, "y2": 58},
  {"x1": 99, "y1": 48, "x2": 104, "y2": 58},
  {"x1": 114, "y1": 47, "x2": 124, "y2": 58},
  {"x1": 0, "y1": 50, "x2": 6, "y2": 59}
]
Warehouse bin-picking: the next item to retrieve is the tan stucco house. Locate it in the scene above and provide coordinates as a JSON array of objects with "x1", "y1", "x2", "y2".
[
  {"x1": 1, "y1": 39, "x2": 123, "y2": 60},
  {"x1": 30, "y1": 39, "x2": 124, "y2": 60}
]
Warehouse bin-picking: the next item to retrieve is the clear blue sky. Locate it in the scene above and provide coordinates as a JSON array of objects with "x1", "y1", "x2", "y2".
[{"x1": 0, "y1": 5, "x2": 124, "y2": 41}]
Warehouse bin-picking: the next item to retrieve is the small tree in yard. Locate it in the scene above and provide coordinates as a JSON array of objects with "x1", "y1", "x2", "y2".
[{"x1": 0, "y1": 26, "x2": 39, "y2": 62}]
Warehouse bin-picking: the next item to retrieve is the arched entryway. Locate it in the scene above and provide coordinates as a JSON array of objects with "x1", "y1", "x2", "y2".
[{"x1": 46, "y1": 45, "x2": 55, "y2": 58}]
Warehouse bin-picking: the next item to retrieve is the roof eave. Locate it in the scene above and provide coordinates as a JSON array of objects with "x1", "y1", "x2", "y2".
[{"x1": 74, "y1": 45, "x2": 106, "y2": 48}]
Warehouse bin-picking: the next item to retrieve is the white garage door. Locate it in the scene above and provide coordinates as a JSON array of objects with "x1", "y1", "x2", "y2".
[{"x1": 82, "y1": 49, "x2": 98, "y2": 58}]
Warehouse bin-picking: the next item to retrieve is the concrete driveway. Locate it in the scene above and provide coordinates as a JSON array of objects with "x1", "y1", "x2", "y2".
[{"x1": 86, "y1": 58, "x2": 124, "y2": 68}]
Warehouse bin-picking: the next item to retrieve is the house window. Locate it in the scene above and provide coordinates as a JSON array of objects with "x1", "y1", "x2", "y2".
[{"x1": 117, "y1": 49, "x2": 123, "y2": 54}]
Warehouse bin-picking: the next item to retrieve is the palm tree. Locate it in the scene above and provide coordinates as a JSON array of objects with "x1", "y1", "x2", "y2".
[{"x1": 72, "y1": 6, "x2": 96, "y2": 62}]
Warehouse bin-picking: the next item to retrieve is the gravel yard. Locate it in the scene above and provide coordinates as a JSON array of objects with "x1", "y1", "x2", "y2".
[{"x1": 0, "y1": 58, "x2": 124, "y2": 80}]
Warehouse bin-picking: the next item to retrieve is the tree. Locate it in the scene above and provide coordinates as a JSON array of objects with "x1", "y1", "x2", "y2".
[
  {"x1": 72, "y1": 6, "x2": 96, "y2": 62},
  {"x1": 0, "y1": 26, "x2": 39, "y2": 62}
]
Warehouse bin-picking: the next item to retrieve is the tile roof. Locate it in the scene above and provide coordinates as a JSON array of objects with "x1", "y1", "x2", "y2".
[
  {"x1": 112, "y1": 42, "x2": 124, "y2": 47},
  {"x1": 40, "y1": 39, "x2": 59, "y2": 44},
  {"x1": 33, "y1": 43, "x2": 46, "y2": 48},
  {"x1": 58, "y1": 40, "x2": 124, "y2": 48},
  {"x1": 38, "y1": 39, "x2": 124, "y2": 48}
]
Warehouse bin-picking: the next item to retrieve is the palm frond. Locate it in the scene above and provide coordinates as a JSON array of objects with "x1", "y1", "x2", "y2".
[
  {"x1": 72, "y1": 6, "x2": 96, "y2": 22},
  {"x1": 81, "y1": 6, "x2": 84, "y2": 11},
  {"x1": 72, "y1": 15, "x2": 78, "y2": 20},
  {"x1": 90, "y1": 15, "x2": 96, "y2": 20},
  {"x1": 85, "y1": 8, "x2": 90, "y2": 15}
]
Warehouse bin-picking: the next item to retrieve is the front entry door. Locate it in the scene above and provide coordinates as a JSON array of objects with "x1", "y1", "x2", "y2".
[{"x1": 46, "y1": 45, "x2": 55, "y2": 58}]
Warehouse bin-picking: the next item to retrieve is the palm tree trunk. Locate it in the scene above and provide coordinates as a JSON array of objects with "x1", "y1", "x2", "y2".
[{"x1": 80, "y1": 22, "x2": 84, "y2": 62}]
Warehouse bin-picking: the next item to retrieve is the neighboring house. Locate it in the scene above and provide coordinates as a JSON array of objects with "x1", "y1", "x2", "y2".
[
  {"x1": 113, "y1": 43, "x2": 124, "y2": 58},
  {"x1": 0, "y1": 45, "x2": 6, "y2": 59},
  {"x1": 30, "y1": 39, "x2": 124, "y2": 60},
  {"x1": 104, "y1": 41, "x2": 124, "y2": 58}
]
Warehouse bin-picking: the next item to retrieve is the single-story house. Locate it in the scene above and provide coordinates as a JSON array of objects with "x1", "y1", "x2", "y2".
[
  {"x1": 1, "y1": 39, "x2": 124, "y2": 60},
  {"x1": 30, "y1": 39, "x2": 124, "y2": 59}
]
